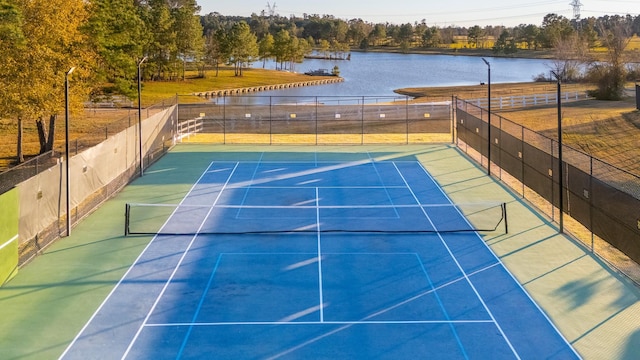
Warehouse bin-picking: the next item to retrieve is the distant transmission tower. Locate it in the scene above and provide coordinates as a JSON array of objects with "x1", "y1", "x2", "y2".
[
  {"x1": 266, "y1": 2, "x2": 277, "y2": 17},
  {"x1": 570, "y1": 0, "x2": 583, "y2": 21}
]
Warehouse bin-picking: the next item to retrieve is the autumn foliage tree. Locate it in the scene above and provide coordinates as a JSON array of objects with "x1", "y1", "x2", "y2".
[
  {"x1": 0, "y1": 0, "x2": 27, "y2": 162},
  {"x1": 1, "y1": 0, "x2": 95, "y2": 163}
]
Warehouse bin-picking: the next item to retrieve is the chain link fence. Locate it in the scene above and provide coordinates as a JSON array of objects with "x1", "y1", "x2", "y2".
[
  {"x1": 175, "y1": 95, "x2": 454, "y2": 145},
  {"x1": 5, "y1": 98, "x2": 177, "y2": 264},
  {"x1": 456, "y1": 98, "x2": 640, "y2": 273}
]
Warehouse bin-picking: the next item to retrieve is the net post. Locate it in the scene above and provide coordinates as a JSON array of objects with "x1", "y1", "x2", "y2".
[
  {"x1": 502, "y1": 202, "x2": 508, "y2": 234},
  {"x1": 124, "y1": 203, "x2": 130, "y2": 236}
]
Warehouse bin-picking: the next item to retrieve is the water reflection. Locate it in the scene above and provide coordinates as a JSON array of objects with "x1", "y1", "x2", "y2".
[{"x1": 215, "y1": 52, "x2": 554, "y2": 105}]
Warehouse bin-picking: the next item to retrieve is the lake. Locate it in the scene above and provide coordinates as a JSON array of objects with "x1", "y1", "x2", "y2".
[{"x1": 221, "y1": 51, "x2": 556, "y2": 104}]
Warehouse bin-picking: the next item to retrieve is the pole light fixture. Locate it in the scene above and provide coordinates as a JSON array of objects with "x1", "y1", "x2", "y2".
[
  {"x1": 65, "y1": 66, "x2": 76, "y2": 237},
  {"x1": 551, "y1": 70, "x2": 564, "y2": 233},
  {"x1": 137, "y1": 56, "x2": 148, "y2": 176},
  {"x1": 481, "y1": 58, "x2": 491, "y2": 176}
]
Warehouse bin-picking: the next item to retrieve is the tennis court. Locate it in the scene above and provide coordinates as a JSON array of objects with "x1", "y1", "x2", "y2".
[{"x1": 59, "y1": 149, "x2": 579, "y2": 359}]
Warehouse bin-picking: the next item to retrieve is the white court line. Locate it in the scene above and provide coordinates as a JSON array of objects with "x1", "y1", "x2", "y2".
[
  {"x1": 228, "y1": 185, "x2": 407, "y2": 189},
  {"x1": 140, "y1": 260, "x2": 504, "y2": 360},
  {"x1": 175, "y1": 253, "x2": 224, "y2": 358},
  {"x1": 121, "y1": 162, "x2": 240, "y2": 360},
  {"x1": 393, "y1": 161, "x2": 519, "y2": 360},
  {"x1": 235, "y1": 152, "x2": 265, "y2": 219},
  {"x1": 143, "y1": 259, "x2": 504, "y2": 329},
  {"x1": 414, "y1": 161, "x2": 582, "y2": 359},
  {"x1": 204, "y1": 160, "x2": 423, "y2": 164},
  {"x1": 316, "y1": 187, "x2": 325, "y2": 322},
  {"x1": 367, "y1": 151, "x2": 400, "y2": 218},
  {"x1": 0, "y1": 234, "x2": 18, "y2": 251},
  {"x1": 57, "y1": 161, "x2": 223, "y2": 360},
  {"x1": 145, "y1": 319, "x2": 495, "y2": 327}
]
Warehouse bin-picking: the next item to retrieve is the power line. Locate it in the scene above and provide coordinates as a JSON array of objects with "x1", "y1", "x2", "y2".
[
  {"x1": 279, "y1": 9, "x2": 571, "y2": 26},
  {"x1": 278, "y1": 1, "x2": 567, "y2": 20}
]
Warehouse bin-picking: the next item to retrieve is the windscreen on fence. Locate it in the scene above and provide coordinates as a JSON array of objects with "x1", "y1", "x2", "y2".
[{"x1": 455, "y1": 99, "x2": 640, "y2": 265}]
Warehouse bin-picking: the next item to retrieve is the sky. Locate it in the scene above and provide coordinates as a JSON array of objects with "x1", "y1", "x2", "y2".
[{"x1": 198, "y1": 0, "x2": 640, "y2": 27}]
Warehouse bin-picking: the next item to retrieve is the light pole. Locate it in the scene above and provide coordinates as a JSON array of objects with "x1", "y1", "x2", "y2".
[
  {"x1": 137, "y1": 56, "x2": 148, "y2": 176},
  {"x1": 482, "y1": 58, "x2": 491, "y2": 176},
  {"x1": 552, "y1": 71, "x2": 564, "y2": 233},
  {"x1": 65, "y1": 67, "x2": 75, "y2": 237}
]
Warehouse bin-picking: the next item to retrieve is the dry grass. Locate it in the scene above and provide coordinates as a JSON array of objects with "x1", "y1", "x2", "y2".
[
  {"x1": 400, "y1": 81, "x2": 640, "y2": 175},
  {"x1": 0, "y1": 109, "x2": 134, "y2": 169},
  {"x1": 397, "y1": 82, "x2": 594, "y2": 102},
  {"x1": 493, "y1": 90, "x2": 640, "y2": 175},
  {"x1": 0, "y1": 66, "x2": 330, "y2": 170}
]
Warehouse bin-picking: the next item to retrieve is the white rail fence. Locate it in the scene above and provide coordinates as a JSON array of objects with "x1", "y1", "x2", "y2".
[
  {"x1": 469, "y1": 90, "x2": 591, "y2": 110},
  {"x1": 177, "y1": 117, "x2": 204, "y2": 142}
]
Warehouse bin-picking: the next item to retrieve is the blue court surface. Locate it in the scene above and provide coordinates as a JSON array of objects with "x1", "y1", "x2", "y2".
[{"x1": 59, "y1": 156, "x2": 579, "y2": 359}]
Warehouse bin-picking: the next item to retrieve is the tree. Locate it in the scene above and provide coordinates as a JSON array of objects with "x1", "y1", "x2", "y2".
[
  {"x1": 285, "y1": 36, "x2": 311, "y2": 71},
  {"x1": 514, "y1": 24, "x2": 540, "y2": 50},
  {"x1": 203, "y1": 29, "x2": 225, "y2": 77},
  {"x1": 143, "y1": 0, "x2": 177, "y2": 80},
  {"x1": 331, "y1": 19, "x2": 348, "y2": 43},
  {"x1": 330, "y1": 39, "x2": 349, "y2": 59},
  {"x1": 422, "y1": 26, "x2": 442, "y2": 48},
  {"x1": 414, "y1": 20, "x2": 428, "y2": 47},
  {"x1": 85, "y1": 0, "x2": 147, "y2": 98},
  {"x1": 539, "y1": 13, "x2": 574, "y2": 48},
  {"x1": 171, "y1": 0, "x2": 205, "y2": 80},
  {"x1": 248, "y1": 13, "x2": 269, "y2": 39},
  {"x1": 397, "y1": 23, "x2": 414, "y2": 51},
  {"x1": 588, "y1": 19, "x2": 632, "y2": 100},
  {"x1": 550, "y1": 33, "x2": 589, "y2": 82},
  {"x1": 440, "y1": 26, "x2": 456, "y2": 45},
  {"x1": 318, "y1": 39, "x2": 330, "y2": 57},
  {"x1": 578, "y1": 17, "x2": 599, "y2": 49},
  {"x1": 347, "y1": 18, "x2": 371, "y2": 47},
  {"x1": 258, "y1": 33, "x2": 274, "y2": 68},
  {"x1": 273, "y1": 29, "x2": 291, "y2": 70},
  {"x1": 3, "y1": 0, "x2": 95, "y2": 163},
  {"x1": 227, "y1": 21, "x2": 258, "y2": 76},
  {"x1": 468, "y1": 25, "x2": 483, "y2": 48},
  {"x1": 493, "y1": 29, "x2": 517, "y2": 54},
  {"x1": 0, "y1": 0, "x2": 27, "y2": 162},
  {"x1": 369, "y1": 24, "x2": 386, "y2": 46}
]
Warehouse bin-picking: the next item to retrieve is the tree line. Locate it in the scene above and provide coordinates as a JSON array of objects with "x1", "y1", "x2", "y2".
[
  {"x1": 0, "y1": 0, "x2": 204, "y2": 162},
  {"x1": 1, "y1": 0, "x2": 639, "y2": 163},
  {"x1": 201, "y1": 11, "x2": 640, "y2": 53}
]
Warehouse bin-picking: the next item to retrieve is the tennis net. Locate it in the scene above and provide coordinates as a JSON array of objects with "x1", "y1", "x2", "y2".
[{"x1": 124, "y1": 202, "x2": 508, "y2": 236}]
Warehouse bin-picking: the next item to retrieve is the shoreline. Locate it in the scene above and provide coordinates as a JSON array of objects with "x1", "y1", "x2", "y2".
[
  {"x1": 351, "y1": 47, "x2": 557, "y2": 60},
  {"x1": 393, "y1": 81, "x2": 595, "y2": 101}
]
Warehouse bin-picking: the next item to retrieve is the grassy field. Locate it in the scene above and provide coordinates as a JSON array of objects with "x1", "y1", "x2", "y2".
[
  {"x1": 0, "y1": 67, "x2": 329, "y2": 169},
  {"x1": 496, "y1": 92, "x2": 640, "y2": 174},
  {"x1": 142, "y1": 66, "x2": 326, "y2": 104},
  {"x1": 398, "y1": 82, "x2": 640, "y2": 175},
  {"x1": 396, "y1": 81, "x2": 595, "y2": 100}
]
